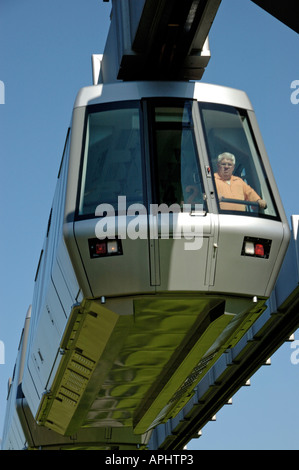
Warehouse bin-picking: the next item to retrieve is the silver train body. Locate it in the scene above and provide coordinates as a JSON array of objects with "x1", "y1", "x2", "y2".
[{"x1": 2, "y1": 81, "x2": 290, "y2": 449}]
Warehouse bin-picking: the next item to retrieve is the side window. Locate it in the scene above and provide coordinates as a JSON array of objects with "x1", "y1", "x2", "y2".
[
  {"x1": 78, "y1": 103, "x2": 144, "y2": 217},
  {"x1": 199, "y1": 103, "x2": 278, "y2": 218}
]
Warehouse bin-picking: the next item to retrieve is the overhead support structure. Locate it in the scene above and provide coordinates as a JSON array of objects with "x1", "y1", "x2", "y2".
[
  {"x1": 99, "y1": 0, "x2": 222, "y2": 83},
  {"x1": 251, "y1": 1, "x2": 299, "y2": 34}
]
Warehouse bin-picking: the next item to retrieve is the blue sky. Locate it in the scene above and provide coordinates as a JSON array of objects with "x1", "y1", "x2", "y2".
[{"x1": 0, "y1": 0, "x2": 298, "y2": 450}]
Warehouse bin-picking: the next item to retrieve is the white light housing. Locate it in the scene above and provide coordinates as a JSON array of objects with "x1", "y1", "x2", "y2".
[
  {"x1": 107, "y1": 240, "x2": 118, "y2": 254},
  {"x1": 244, "y1": 241, "x2": 255, "y2": 255}
]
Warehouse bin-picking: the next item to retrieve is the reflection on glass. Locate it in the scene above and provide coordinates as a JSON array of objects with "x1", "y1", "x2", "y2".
[
  {"x1": 78, "y1": 103, "x2": 143, "y2": 217},
  {"x1": 152, "y1": 103, "x2": 205, "y2": 210}
]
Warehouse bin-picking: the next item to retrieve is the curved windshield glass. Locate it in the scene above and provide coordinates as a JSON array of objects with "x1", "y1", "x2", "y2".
[
  {"x1": 78, "y1": 100, "x2": 206, "y2": 219},
  {"x1": 78, "y1": 102, "x2": 144, "y2": 217},
  {"x1": 199, "y1": 103, "x2": 278, "y2": 219}
]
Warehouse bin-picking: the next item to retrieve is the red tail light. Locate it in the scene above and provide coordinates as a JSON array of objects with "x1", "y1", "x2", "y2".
[
  {"x1": 242, "y1": 237, "x2": 272, "y2": 259},
  {"x1": 254, "y1": 244, "x2": 265, "y2": 257},
  {"x1": 89, "y1": 238, "x2": 123, "y2": 258}
]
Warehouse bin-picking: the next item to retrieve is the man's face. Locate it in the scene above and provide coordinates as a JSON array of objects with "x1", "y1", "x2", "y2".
[{"x1": 218, "y1": 159, "x2": 234, "y2": 180}]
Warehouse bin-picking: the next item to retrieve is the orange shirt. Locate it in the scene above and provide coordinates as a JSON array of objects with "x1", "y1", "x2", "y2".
[{"x1": 214, "y1": 173, "x2": 261, "y2": 211}]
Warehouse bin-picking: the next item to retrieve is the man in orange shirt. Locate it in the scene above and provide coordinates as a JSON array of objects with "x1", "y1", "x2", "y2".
[{"x1": 214, "y1": 152, "x2": 267, "y2": 211}]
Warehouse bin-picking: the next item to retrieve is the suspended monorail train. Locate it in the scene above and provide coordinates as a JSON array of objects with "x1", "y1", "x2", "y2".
[{"x1": 2, "y1": 80, "x2": 290, "y2": 449}]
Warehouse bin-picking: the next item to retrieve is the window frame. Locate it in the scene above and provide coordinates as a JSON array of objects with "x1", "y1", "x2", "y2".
[
  {"x1": 198, "y1": 102, "x2": 280, "y2": 221},
  {"x1": 75, "y1": 100, "x2": 146, "y2": 221},
  {"x1": 146, "y1": 98, "x2": 207, "y2": 212}
]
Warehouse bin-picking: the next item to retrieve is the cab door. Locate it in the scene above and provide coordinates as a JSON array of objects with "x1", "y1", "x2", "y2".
[{"x1": 144, "y1": 99, "x2": 218, "y2": 292}]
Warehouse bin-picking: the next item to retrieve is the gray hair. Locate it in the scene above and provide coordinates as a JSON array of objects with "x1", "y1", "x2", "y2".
[{"x1": 217, "y1": 152, "x2": 235, "y2": 165}]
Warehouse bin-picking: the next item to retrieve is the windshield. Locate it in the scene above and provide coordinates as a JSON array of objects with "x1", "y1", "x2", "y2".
[
  {"x1": 77, "y1": 100, "x2": 277, "y2": 221},
  {"x1": 150, "y1": 101, "x2": 205, "y2": 210},
  {"x1": 199, "y1": 103, "x2": 278, "y2": 219},
  {"x1": 78, "y1": 100, "x2": 206, "y2": 219}
]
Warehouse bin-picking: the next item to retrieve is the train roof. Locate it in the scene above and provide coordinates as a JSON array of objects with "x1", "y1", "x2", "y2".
[{"x1": 73, "y1": 81, "x2": 254, "y2": 111}]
